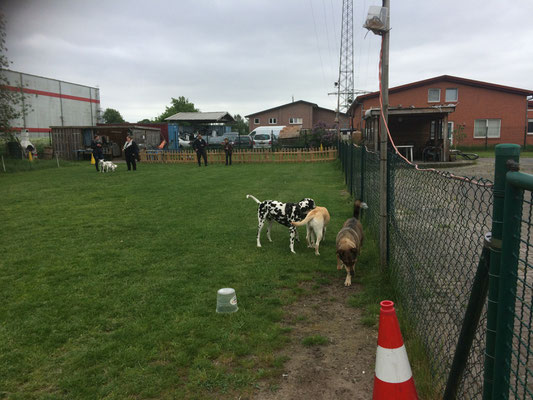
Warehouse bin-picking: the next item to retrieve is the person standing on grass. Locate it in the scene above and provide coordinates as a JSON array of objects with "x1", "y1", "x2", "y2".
[
  {"x1": 91, "y1": 135, "x2": 104, "y2": 172},
  {"x1": 123, "y1": 134, "x2": 139, "y2": 171},
  {"x1": 223, "y1": 137, "x2": 233, "y2": 166},
  {"x1": 193, "y1": 133, "x2": 208, "y2": 166}
]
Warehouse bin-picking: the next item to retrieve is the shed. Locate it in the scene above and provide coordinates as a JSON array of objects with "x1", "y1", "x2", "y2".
[
  {"x1": 363, "y1": 106, "x2": 456, "y2": 161},
  {"x1": 51, "y1": 125, "x2": 161, "y2": 160},
  {"x1": 164, "y1": 112, "x2": 235, "y2": 124},
  {"x1": 165, "y1": 112, "x2": 235, "y2": 149}
]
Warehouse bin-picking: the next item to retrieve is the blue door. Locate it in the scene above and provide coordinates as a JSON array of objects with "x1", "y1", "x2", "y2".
[{"x1": 168, "y1": 124, "x2": 179, "y2": 150}]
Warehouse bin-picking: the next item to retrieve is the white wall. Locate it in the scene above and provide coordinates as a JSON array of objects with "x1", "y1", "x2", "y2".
[{"x1": 2, "y1": 69, "x2": 101, "y2": 138}]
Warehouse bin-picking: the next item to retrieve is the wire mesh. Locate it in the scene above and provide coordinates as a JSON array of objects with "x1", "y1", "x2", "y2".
[
  {"x1": 506, "y1": 190, "x2": 533, "y2": 399},
  {"x1": 339, "y1": 142, "x2": 494, "y2": 398},
  {"x1": 388, "y1": 151, "x2": 493, "y2": 398}
]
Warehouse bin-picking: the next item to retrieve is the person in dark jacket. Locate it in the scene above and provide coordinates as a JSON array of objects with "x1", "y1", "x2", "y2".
[
  {"x1": 223, "y1": 138, "x2": 233, "y2": 166},
  {"x1": 192, "y1": 134, "x2": 208, "y2": 166},
  {"x1": 123, "y1": 134, "x2": 139, "y2": 171},
  {"x1": 91, "y1": 135, "x2": 104, "y2": 171}
]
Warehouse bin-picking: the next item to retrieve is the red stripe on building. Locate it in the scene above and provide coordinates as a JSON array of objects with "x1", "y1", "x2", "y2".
[
  {"x1": 12, "y1": 127, "x2": 52, "y2": 133},
  {"x1": 3, "y1": 85, "x2": 100, "y2": 104}
]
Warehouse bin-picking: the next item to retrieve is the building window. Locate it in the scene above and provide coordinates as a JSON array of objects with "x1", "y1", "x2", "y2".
[
  {"x1": 428, "y1": 88, "x2": 441, "y2": 103},
  {"x1": 445, "y1": 88, "x2": 458, "y2": 102},
  {"x1": 474, "y1": 119, "x2": 501, "y2": 138},
  {"x1": 447, "y1": 121, "x2": 454, "y2": 140},
  {"x1": 289, "y1": 117, "x2": 303, "y2": 124},
  {"x1": 528, "y1": 119, "x2": 533, "y2": 135},
  {"x1": 269, "y1": 118, "x2": 277, "y2": 124},
  {"x1": 429, "y1": 120, "x2": 443, "y2": 140},
  {"x1": 254, "y1": 118, "x2": 260, "y2": 124}
]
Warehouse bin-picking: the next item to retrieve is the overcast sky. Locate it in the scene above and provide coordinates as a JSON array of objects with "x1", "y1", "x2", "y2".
[{"x1": 2, "y1": 0, "x2": 533, "y2": 123}]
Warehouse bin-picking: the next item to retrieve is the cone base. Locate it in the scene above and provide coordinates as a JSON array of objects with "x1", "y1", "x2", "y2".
[{"x1": 373, "y1": 376, "x2": 418, "y2": 399}]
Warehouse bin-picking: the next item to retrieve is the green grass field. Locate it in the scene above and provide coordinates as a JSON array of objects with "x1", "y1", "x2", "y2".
[{"x1": 1, "y1": 161, "x2": 383, "y2": 399}]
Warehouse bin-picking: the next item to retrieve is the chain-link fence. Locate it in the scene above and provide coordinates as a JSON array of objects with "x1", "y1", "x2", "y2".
[
  {"x1": 491, "y1": 170, "x2": 533, "y2": 399},
  {"x1": 340, "y1": 141, "x2": 533, "y2": 399},
  {"x1": 340, "y1": 142, "x2": 533, "y2": 399}
]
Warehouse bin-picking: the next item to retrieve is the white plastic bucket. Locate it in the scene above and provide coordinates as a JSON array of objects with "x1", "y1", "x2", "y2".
[{"x1": 216, "y1": 288, "x2": 238, "y2": 313}]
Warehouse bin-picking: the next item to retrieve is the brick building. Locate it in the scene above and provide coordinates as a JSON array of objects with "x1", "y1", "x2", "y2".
[
  {"x1": 350, "y1": 75, "x2": 533, "y2": 156},
  {"x1": 246, "y1": 100, "x2": 350, "y2": 132},
  {"x1": 529, "y1": 100, "x2": 533, "y2": 138}
]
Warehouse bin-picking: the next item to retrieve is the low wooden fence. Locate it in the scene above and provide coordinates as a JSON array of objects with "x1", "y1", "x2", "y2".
[{"x1": 139, "y1": 148, "x2": 337, "y2": 164}]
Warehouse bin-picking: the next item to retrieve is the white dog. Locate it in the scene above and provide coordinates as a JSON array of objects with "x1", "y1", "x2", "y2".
[{"x1": 99, "y1": 159, "x2": 117, "y2": 172}]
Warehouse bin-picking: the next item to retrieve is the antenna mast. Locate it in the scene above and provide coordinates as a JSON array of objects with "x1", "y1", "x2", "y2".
[{"x1": 337, "y1": 0, "x2": 354, "y2": 114}]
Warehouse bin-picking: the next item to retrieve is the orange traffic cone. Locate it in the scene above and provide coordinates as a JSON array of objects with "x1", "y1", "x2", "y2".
[{"x1": 373, "y1": 300, "x2": 418, "y2": 399}]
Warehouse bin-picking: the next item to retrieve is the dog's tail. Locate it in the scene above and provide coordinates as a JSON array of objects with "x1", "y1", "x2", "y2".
[
  {"x1": 353, "y1": 200, "x2": 368, "y2": 219},
  {"x1": 246, "y1": 194, "x2": 262, "y2": 204},
  {"x1": 291, "y1": 209, "x2": 315, "y2": 227}
]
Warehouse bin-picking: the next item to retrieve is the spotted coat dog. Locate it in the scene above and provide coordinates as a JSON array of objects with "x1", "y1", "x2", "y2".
[{"x1": 246, "y1": 194, "x2": 316, "y2": 253}]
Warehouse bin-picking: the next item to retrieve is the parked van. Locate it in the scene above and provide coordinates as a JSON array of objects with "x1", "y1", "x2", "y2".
[{"x1": 249, "y1": 126, "x2": 286, "y2": 140}]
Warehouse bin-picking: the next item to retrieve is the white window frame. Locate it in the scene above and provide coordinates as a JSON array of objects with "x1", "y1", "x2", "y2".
[
  {"x1": 445, "y1": 88, "x2": 458, "y2": 102},
  {"x1": 528, "y1": 118, "x2": 533, "y2": 135},
  {"x1": 428, "y1": 88, "x2": 441, "y2": 103},
  {"x1": 447, "y1": 121, "x2": 454, "y2": 140},
  {"x1": 474, "y1": 119, "x2": 501, "y2": 139},
  {"x1": 289, "y1": 117, "x2": 303, "y2": 124},
  {"x1": 269, "y1": 118, "x2": 277, "y2": 124},
  {"x1": 254, "y1": 118, "x2": 260, "y2": 124}
]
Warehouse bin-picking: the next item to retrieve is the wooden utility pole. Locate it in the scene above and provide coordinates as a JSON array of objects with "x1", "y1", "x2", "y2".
[{"x1": 379, "y1": 0, "x2": 390, "y2": 268}]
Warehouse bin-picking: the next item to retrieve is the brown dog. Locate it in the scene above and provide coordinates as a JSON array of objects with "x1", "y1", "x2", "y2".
[
  {"x1": 291, "y1": 206, "x2": 330, "y2": 255},
  {"x1": 336, "y1": 200, "x2": 367, "y2": 286}
]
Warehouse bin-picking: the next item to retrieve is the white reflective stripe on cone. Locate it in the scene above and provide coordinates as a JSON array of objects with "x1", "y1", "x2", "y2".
[{"x1": 375, "y1": 345, "x2": 413, "y2": 384}]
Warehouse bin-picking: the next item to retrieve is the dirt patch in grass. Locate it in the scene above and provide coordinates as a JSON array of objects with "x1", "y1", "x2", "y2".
[{"x1": 253, "y1": 280, "x2": 376, "y2": 400}]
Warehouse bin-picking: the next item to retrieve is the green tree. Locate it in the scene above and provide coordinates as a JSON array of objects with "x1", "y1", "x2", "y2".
[
  {"x1": 155, "y1": 96, "x2": 198, "y2": 122},
  {"x1": 0, "y1": 13, "x2": 29, "y2": 142},
  {"x1": 230, "y1": 114, "x2": 249, "y2": 135},
  {"x1": 102, "y1": 108, "x2": 125, "y2": 124},
  {"x1": 137, "y1": 118, "x2": 151, "y2": 124}
]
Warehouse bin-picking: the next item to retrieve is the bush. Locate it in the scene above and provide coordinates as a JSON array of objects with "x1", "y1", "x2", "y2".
[{"x1": 309, "y1": 121, "x2": 338, "y2": 148}]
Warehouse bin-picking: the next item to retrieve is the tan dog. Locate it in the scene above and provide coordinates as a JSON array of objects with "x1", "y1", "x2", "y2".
[
  {"x1": 291, "y1": 206, "x2": 330, "y2": 255},
  {"x1": 336, "y1": 200, "x2": 367, "y2": 286}
]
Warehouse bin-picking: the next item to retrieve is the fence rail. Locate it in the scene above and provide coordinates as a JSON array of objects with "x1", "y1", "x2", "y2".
[
  {"x1": 139, "y1": 147, "x2": 337, "y2": 164},
  {"x1": 339, "y1": 141, "x2": 533, "y2": 399}
]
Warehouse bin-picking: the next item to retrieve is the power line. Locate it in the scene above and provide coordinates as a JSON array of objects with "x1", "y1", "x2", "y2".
[{"x1": 309, "y1": 0, "x2": 328, "y2": 93}]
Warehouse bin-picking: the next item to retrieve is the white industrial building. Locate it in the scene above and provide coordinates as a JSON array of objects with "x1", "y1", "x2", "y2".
[{"x1": 2, "y1": 69, "x2": 101, "y2": 139}]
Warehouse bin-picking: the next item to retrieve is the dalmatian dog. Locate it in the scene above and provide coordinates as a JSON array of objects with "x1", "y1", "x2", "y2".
[
  {"x1": 99, "y1": 159, "x2": 118, "y2": 172},
  {"x1": 246, "y1": 194, "x2": 316, "y2": 253}
]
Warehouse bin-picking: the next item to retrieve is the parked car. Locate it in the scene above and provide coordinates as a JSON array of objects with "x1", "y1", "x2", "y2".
[
  {"x1": 253, "y1": 133, "x2": 275, "y2": 149},
  {"x1": 233, "y1": 135, "x2": 253, "y2": 149},
  {"x1": 179, "y1": 137, "x2": 192, "y2": 148}
]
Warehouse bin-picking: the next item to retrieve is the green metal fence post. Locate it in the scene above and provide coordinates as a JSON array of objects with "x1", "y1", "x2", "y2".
[
  {"x1": 361, "y1": 145, "x2": 366, "y2": 203},
  {"x1": 492, "y1": 166, "x2": 525, "y2": 399},
  {"x1": 483, "y1": 144, "x2": 520, "y2": 400},
  {"x1": 444, "y1": 234, "x2": 491, "y2": 399},
  {"x1": 344, "y1": 142, "x2": 349, "y2": 186},
  {"x1": 340, "y1": 141, "x2": 347, "y2": 184},
  {"x1": 349, "y1": 144, "x2": 354, "y2": 196}
]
